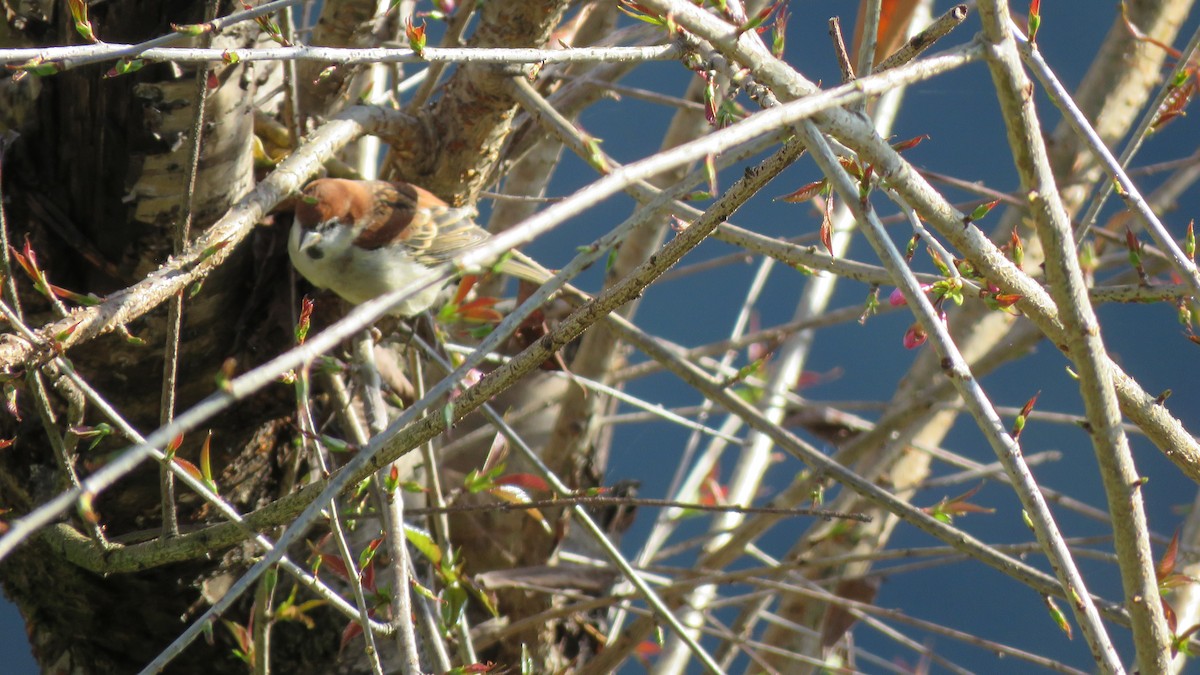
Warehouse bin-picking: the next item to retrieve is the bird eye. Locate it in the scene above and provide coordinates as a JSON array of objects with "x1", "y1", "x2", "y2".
[{"x1": 305, "y1": 247, "x2": 325, "y2": 260}]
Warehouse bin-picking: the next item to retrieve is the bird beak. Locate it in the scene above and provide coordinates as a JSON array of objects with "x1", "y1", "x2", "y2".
[
  {"x1": 294, "y1": 227, "x2": 326, "y2": 259},
  {"x1": 296, "y1": 229, "x2": 322, "y2": 251}
]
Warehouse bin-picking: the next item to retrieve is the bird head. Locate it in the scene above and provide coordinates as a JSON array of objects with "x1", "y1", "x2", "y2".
[{"x1": 291, "y1": 178, "x2": 372, "y2": 262}]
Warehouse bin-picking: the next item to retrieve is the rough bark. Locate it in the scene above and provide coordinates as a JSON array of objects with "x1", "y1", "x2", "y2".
[
  {"x1": 0, "y1": 1, "x2": 310, "y2": 672},
  {"x1": 0, "y1": 0, "x2": 603, "y2": 671}
]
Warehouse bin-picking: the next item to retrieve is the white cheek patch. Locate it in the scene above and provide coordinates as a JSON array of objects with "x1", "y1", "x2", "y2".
[{"x1": 287, "y1": 221, "x2": 447, "y2": 315}]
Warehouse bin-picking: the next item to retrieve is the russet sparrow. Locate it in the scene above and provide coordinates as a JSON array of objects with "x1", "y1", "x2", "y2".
[{"x1": 289, "y1": 178, "x2": 547, "y2": 316}]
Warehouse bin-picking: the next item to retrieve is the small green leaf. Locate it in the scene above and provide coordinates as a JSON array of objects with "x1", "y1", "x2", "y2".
[
  {"x1": 1011, "y1": 391, "x2": 1040, "y2": 440},
  {"x1": 295, "y1": 296, "x2": 314, "y2": 345},
  {"x1": 1010, "y1": 229, "x2": 1025, "y2": 268},
  {"x1": 171, "y1": 22, "x2": 211, "y2": 36},
  {"x1": 583, "y1": 135, "x2": 609, "y2": 173},
  {"x1": 104, "y1": 59, "x2": 146, "y2": 79},
  {"x1": 964, "y1": 199, "x2": 1000, "y2": 225},
  {"x1": 771, "y1": 6, "x2": 789, "y2": 57},
  {"x1": 1027, "y1": 0, "x2": 1042, "y2": 44},
  {"x1": 405, "y1": 16, "x2": 427, "y2": 56},
  {"x1": 404, "y1": 524, "x2": 442, "y2": 566},
  {"x1": 200, "y1": 431, "x2": 217, "y2": 494},
  {"x1": 1042, "y1": 594, "x2": 1071, "y2": 639},
  {"x1": 859, "y1": 286, "x2": 880, "y2": 324},
  {"x1": 319, "y1": 435, "x2": 353, "y2": 454}
]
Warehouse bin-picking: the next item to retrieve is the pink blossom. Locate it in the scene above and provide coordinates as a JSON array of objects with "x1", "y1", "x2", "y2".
[
  {"x1": 889, "y1": 284, "x2": 932, "y2": 307},
  {"x1": 903, "y1": 323, "x2": 928, "y2": 349}
]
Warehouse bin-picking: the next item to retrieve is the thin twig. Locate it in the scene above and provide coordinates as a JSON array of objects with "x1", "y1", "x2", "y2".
[
  {"x1": 1071, "y1": 12, "x2": 1200, "y2": 244},
  {"x1": 6, "y1": 43, "x2": 687, "y2": 67},
  {"x1": 295, "y1": 362, "x2": 386, "y2": 675},
  {"x1": 401, "y1": 495, "x2": 868, "y2": 520},
  {"x1": 159, "y1": 0, "x2": 217, "y2": 539},
  {"x1": 350, "y1": 333, "x2": 423, "y2": 673},
  {"x1": 829, "y1": 17, "x2": 855, "y2": 83},
  {"x1": 978, "y1": 4, "x2": 1168, "y2": 669},
  {"x1": 875, "y1": 4, "x2": 969, "y2": 72},
  {"x1": 1019, "y1": 34, "x2": 1200, "y2": 300},
  {"x1": 0, "y1": 105, "x2": 417, "y2": 371}
]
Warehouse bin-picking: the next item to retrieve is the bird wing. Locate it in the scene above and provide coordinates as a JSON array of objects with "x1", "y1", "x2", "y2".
[{"x1": 402, "y1": 205, "x2": 491, "y2": 267}]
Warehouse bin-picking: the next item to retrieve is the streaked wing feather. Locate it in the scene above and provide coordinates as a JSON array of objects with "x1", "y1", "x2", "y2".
[{"x1": 406, "y1": 208, "x2": 490, "y2": 266}]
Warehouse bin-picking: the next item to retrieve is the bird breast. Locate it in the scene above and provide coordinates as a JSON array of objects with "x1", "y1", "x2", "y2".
[{"x1": 288, "y1": 221, "x2": 445, "y2": 315}]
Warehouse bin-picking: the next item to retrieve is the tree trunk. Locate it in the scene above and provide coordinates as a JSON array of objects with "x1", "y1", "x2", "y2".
[{"x1": 0, "y1": 1, "x2": 312, "y2": 672}]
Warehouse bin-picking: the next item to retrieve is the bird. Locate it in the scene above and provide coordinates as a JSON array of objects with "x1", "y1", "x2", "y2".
[{"x1": 289, "y1": 178, "x2": 549, "y2": 317}]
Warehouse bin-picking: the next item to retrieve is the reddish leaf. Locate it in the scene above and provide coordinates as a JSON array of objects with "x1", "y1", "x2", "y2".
[
  {"x1": 296, "y1": 296, "x2": 314, "y2": 345},
  {"x1": 10, "y1": 240, "x2": 45, "y2": 291},
  {"x1": 1158, "y1": 530, "x2": 1181, "y2": 580},
  {"x1": 319, "y1": 554, "x2": 351, "y2": 582},
  {"x1": 1125, "y1": 227, "x2": 1140, "y2": 252},
  {"x1": 838, "y1": 156, "x2": 863, "y2": 180},
  {"x1": 456, "y1": 297, "x2": 504, "y2": 324},
  {"x1": 405, "y1": 16, "x2": 427, "y2": 55},
  {"x1": 359, "y1": 537, "x2": 384, "y2": 570},
  {"x1": 696, "y1": 69, "x2": 717, "y2": 126},
  {"x1": 1010, "y1": 228, "x2": 1025, "y2": 268},
  {"x1": 199, "y1": 431, "x2": 216, "y2": 493},
  {"x1": 853, "y1": 0, "x2": 922, "y2": 67},
  {"x1": 451, "y1": 274, "x2": 478, "y2": 306},
  {"x1": 340, "y1": 619, "x2": 364, "y2": 651},
  {"x1": 1027, "y1": 0, "x2": 1042, "y2": 43},
  {"x1": 993, "y1": 293, "x2": 1023, "y2": 308},
  {"x1": 699, "y1": 464, "x2": 728, "y2": 506},
  {"x1": 777, "y1": 180, "x2": 827, "y2": 204},
  {"x1": 360, "y1": 558, "x2": 376, "y2": 592},
  {"x1": 459, "y1": 663, "x2": 499, "y2": 673},
  {"x1": 1164, "y1": 598, "x2": 1178, "y2": 636},
  {"x1": 964, "y1": 199, "x2": 1000, "y2": 225},
  {"x1": 223, "y1": 619, "x2": 252, "y2": 657},
  {"x1": 889, "y1": 284, "x2": 931, "y2": 307},
  {"x1": 385, "y1": 463, "x2": 400, "y2": 493},
  {"x1": 53, "y1": 320, "x2": 82, "y2": 345},
  {"x1": 1018, "y1": 391, "x2": 1041, "y2": 419},
  {"x1": 922, "y1": 484, "x2": 994, "y2": 523},
  {"x1": 740, "y1": 0, "x2": 782, "y2": 34},
  {"x1": 634, "y1": 639, "x2": 662, "y2": 666},
  {"x1": 172, "y1": 457, "x2": 203, "y2": 483},
  {"x1": 771, "y1": 6, "x2": 788, "y2": 56},
  {"x1": 820, "y1": 193, "x2": 834, "y2": 255},
  {"x1": 1153, "y1": 73, "x2": 1196, "y2": 131},
  {"x1": 891, "y1": 134, "x2": 929, "y2": 153},
  {"x1": 858, "y1": 163, "x2": 874, "y2": 202},
  {"x1": 77, "y1": 491, "x2": 100, "y2": 525}
]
